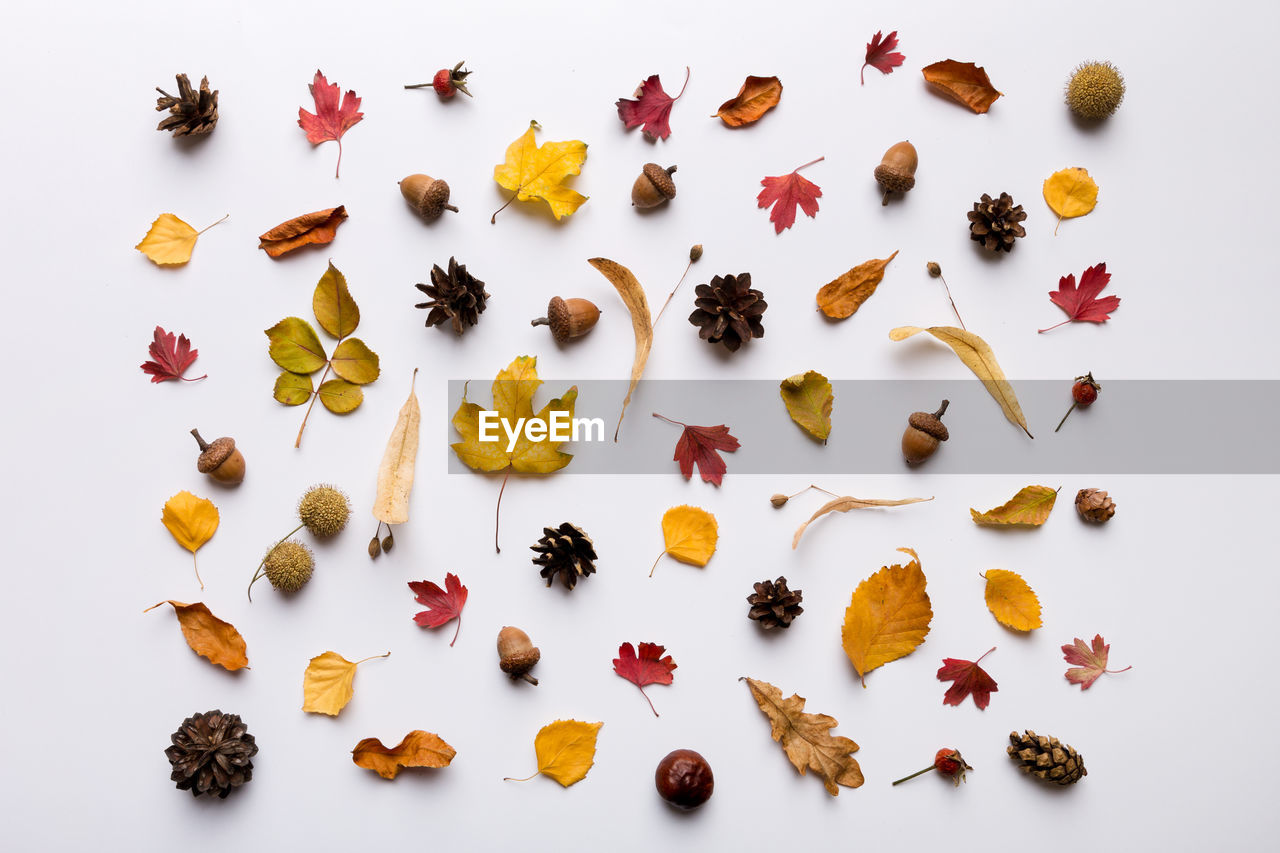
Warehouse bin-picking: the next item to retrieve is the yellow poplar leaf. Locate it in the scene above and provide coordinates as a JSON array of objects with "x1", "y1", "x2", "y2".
[
  {"x1": 780, "y1": 370, "x2": 833, "y2": 441},
  {"x1": 792, "y1": 495, "x2": 934, "y2": 549},
  {"x1": 318, "y1": 378, "x2": 363, "y2": 413},
  {"x1": 352, "y1": 731, "x2": 456, "y2": 779},
  {"x1": 841, "y1": 547, "x2": 932, "y2": 685},
  {"x1": 983, "y1": 569, "x2": 1042, "y2": 631},
  {"x1": 588, "y1": 258, "x2": 652, "y2": 441},
  {"x1": 970, "y1": 485, "x2": 1059, "y2": 527},
  {"x1": 302, "y1": 651, "x2": 389, "y2": 716},
  {"x1": 135, "y1": 213, "x2": 226, "y2": 266},
  {"x1": 144, "y1": 600, "x2": 247, "y2": 671},
  {"x1": 312, "y1": 260, "x2": 360, "y2": 339},
  {"x1": 742, "y1": 677, "x2": 863, "y2": 796},
  {"x1": 511, "y1": 720, "x2": 602, "y2": 787},
  {"x1": 492, "y1": 121, "x2": 588, "y2": 222},
  {"x1": 889, "y1": 326, "x2": 1032, "y2": 438},
  {"x1": 1043, "y1": 167, "x2": 1099, "y2": 235},
  {"x1": 373, "y1": 370, "x2": 420, "y2": 525},
  {"x1": 161, "y1": 490, "x2": 219, "y2": 589},
  {"x1": 652, "y1": 505, "x2": 718, "y2": 575},
  {"x1": 816, "y1": 251, "x2": 898, "y2": 319}
]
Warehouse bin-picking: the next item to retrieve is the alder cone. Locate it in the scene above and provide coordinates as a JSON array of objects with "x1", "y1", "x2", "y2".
[
  {"x1": 968, "y1": 192, "x2": 1027, "y2": 252},
  {"x1": 415, "y1": 257, "x2": 489, "y2": 335},
  {"x1": 530, "y1": 523, "x2": 598, "y2": 589},
  {"x1": 689, "y1": 273, "x2": 767, "y2": 352},
  {"x1": 1007, "y1": 730, "x2": 1086, "y2": 785},
  {"x1": 165, "y1": 710, "x2": 257, "y2": 798},
  {"x1": 155, "y1": 74, "x2": 219, "y2": 136},
  {"x1": 747, "y1": 577, "x2": 803, "y2": 629}
]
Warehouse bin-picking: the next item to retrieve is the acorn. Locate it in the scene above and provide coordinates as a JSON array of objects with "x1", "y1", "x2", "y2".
[
  {"x1": 632, "y1": 164, "x2": 677, "y2": 208},
  {"x1": 874, "y1": 141, "x2": 917, "y2": 205},
  {"x1": 531, "y1": 296, "x2": 600, "y2": 342},
  {"x1": 399, "y1": 174, "x2": 458, "y2": 221},
  {"x1": 497, "y1": 626, "x2": 540, "y2": 685},
  {"x1": 191, "y1": 429, "x2": 245, "y2": 486},
  {"x1": 902, "y1": 400, "x2": 949, "y2": 465}
]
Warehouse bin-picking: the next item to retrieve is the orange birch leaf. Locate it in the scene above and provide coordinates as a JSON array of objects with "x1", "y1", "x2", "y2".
[
  {"x1": 982, "y1": 569, "x2": 1043, "y2": 631},
  {"x1": 921, "y1": 60, "x2": 1002, "y2": 113},
  {"x1": 352, "y1": 731, "x2": 456, "y2": 779},
  {"x1": 713, "y1": 76, "x2": 782, "y2": 126},
  {"x1": 816, "y1": 252, "x2": 899, "y2": 319},
  {"x1": 258, "y1": 206, "x2": 348, "y2": 258},
  {"x1": 144, "y1": 600, "x2": 247, "y2": 671},
  {"x1": 841, "y1": 548, "x2": 932, "y2": 685}
]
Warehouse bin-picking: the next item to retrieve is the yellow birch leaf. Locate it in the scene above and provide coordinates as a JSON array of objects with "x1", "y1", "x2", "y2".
[
  {"x1": 588, "y1": 258, "x2": 652, "y2": 441},
  {"x1": 970, "y1": 485, "x2": 1059, "y2": 527},
  {"x1": 652, "y1": 505, "x2": 718, "y2": 575},
  {"x1": 352, "y1": 731, "x2": 456, "y2": 779},
  {"x1": 1043, "y1": 167, "x2": 1099, "y2": 235},
  {"x1": 780, "y1": 370, "x2": 833, "y2": 441},
  {"x1": 492, "y1": 121, "x2": 588, "y2": 222},
  {"x1": 816, "y1": 251, "x2": 898, "y2": 319},
  {"x1": 135, "y1": 213, "x2": 226, "y2": 266},
  {"x1": 792, "y1": 495, "x2": 933, "y2": 549},
  {"x1": 841, "y1": 548, "x2": 932, "y2": 685},
  {"x1": 161, "y1": 490, "x2": 219, "y2": 589},
  {"x1": 373, "y1": 370, "x2": 420, "y2": 525},
  {"x1": 144, "y1": 600, "x2": 248, "y2": 671},
  {"x1": 889, "y1": 326, "x2": 1032, "y2": 438},
  {"x1": 742, "y1": 677, "x2": 863, "y2": 796},
  {"x1": 515, "y1": 720, "x2": 602, "y2": 787},
  {"x1": 302, "y1": 651, "x2": 389, "y2": 716},
  {"x1": 982, "y1": 569, "x2": 1042, "y2": 631}
]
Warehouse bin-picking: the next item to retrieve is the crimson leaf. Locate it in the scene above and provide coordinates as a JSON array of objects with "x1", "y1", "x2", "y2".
[
  {"x1": 654, "y1": 413, "x2": 740, "y2": 486},
  {"x1": 141, "y1": 325, "x2": 205, "y2": 383},
  {"x1": 616, "y1": 67, "x2": 689, "y2": 141},
  {"x1": 936, "y1": 647, "x2": 998, "y2": 709},
  {"x1": 408, "y1": 573, "x2": 468, "y2": 646},
  {"x1": 298, "y1": 70, "x2": 364, "y2": 178},
  {"x1": 1039, "y1": 262, "x2": 1120, "y2": 332},
  {"x1": 613, "y1": 642, "x2": 676, "y2": 717},
  {"x1": 757, "y1": 157, "x2": 824, "y2": 234},
  {"x1": 862, "y1": 30, "x2": 905, "y2": 85}
]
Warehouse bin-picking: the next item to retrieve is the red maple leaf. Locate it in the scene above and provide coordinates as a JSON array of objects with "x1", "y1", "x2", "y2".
[
  {"x1": 1063, "y1": 634, "x2": 1131, "y2": 689},
  {"x1": 862, "y1": 30, "x2": 905, "y2": 85},
  {"x1": 757, "y1": 157, "x2": 824, "y2": 234},
  {"x1": 298, "y1": 69, "x2": 364, "y2": 179},
  {"x1": 936, "y1": 647, "x2": 998, "y2": 710},
  {"x1": 653, "y1": 413, "x2": 740, "y2": 486},
  {"x1": 1039, "y1": 262, "x2": 1120, "y2": 333},
  {"x1": 408, "y1": 573, "x2": 468, "y2": 646},
  {"x1": 616, "y1": 67, "x2": 689, "y2": 141},
  {"x1": 141, "y1": 325, "x2": 205, "y2": 383},
  {"x1": 613, "y1": 642, "x2": 676, "y2": 717}
]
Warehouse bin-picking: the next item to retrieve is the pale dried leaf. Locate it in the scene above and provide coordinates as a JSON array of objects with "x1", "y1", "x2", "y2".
[
  {"x1": 589, "y1": 258, "x2": 652, "y2": 441},
  {"x1": 373, "y1": 370, "x2": 420, "y2": 524},
  {"x1": 742, "y1": 677, "x2": 863, "y2": 796},
  {"x1": 792, "y1": 495, "x2": 933, "y2": 549}
]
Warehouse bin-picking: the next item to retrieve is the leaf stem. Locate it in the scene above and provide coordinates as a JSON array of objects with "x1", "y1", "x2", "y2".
[
  {"x1": 503, "y1": 772, "x2": 539, "y2": 783},
  {"x1": 649, "y1": 550, "x2": 664, "y2": 578},
  {"x1": 494, "y1": 469, "x2": 510, "y2": 553},
  {"x1": 936, "y1": 271, "x2": 966, "y2": 329},
  {"x1": 197, "y1": 214, "x2": 230, "y2": 235},
  {"x1": 193, "y1": 553, "x2": 204, "y2": 590},
  {"x1": 651, "y1": 412, "x2": 687, "y2": 429},
  {"x1": 450, "y1": 615, "x2": 462, "y2": 648},
  {"x1": 334, "y1": 138, "x2": 343, "y2": 179},
  {"x1": 295, "y1": 364, "x2": 333, "y2": 448},
  {"x1": 639, "y1": 685, "x2": 660, "y2": 717},
  {"x1": 404, "y1": 83, "x2": 432, "y2": 89},
  {"x1": 1037, "y1": 319, "x2": 1071, "y2": 334},
  {"x1": 974, "y1": 646, "x2": 997, "y2": 664},
  {"x1": 892, "y1": 766, "x2": 935, "y2": 785},
  {"x1": 794, "y1": 156, "x2": 825, "y2": 173},
  {"x1": 354, "y1": 652, "x2": 392, "y2": 666},
  {"x1": 674, "y1": 66, "x2": 691, "y2": 100},
  {"x1": 1054, "y1": 213, "x2": 1064, "y2": 236},
  {"x1": 490, "y1": 193, "x2": 517, "y2": 224},
  {"x1": 654, "y1": 255, "x2": 696, "y2": 326}
]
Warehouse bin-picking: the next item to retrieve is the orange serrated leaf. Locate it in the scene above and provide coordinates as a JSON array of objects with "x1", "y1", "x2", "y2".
[
  {"x1": 841, "y1": 548, "x2": 932, "y2": 685},
  {"x1": 144, "y1": 600, "x2": 247, "y2": 671},
  {"x1": 816, "y1": 252, "x2": 899, "y2": 319},
  {"x1": 921, "y1": 60, "x2": 1002, "y2": 113},
  {"x1": 713, "y1": 76, "x2": 782, "y2": 126},
  {"x1": 352, "y1": 731, "x2": 455, "y2": 779},
  {"x1": 982, "y1": 569, "x2": 1042, "y2": 631}
]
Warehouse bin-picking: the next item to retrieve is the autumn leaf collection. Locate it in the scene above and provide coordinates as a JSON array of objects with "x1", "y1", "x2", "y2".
[{"x1": 141, "y1": 37, "x2": 1131, "y2": 805}]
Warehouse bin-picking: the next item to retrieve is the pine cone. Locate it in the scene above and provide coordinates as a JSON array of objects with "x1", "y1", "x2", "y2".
[
  {"x1": 1075, "y1": 488, "x2": 1115, "y2": 523},
  {"x1": 530, "y1": 523, "x2": 598, "y2": 589},
  {"x1": 1007, "y1": 730, "x2": 1086, "y2": 785},
  {"x1": 689, "y1": 273, "x2": 766, "y2": 352},
  {"x1": 968, "y1": 192, "x2": 1027, "y2": 252},
  {"x1": 165, "y1": 710, "x2": 257, "y2": 798},
  {"x1": 415, "y1": 257, "x2": 489, "y2": 335},
  {"x1": 155, "y1": 74, "x2": 219, "y2": 137},
  {"x1": 747, "y1": 576, "x2": 803, "y2": 629}
]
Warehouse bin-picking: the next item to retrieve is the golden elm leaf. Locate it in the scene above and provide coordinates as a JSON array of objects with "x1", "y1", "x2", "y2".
[
  {"x1": 742, "y1": 677, "x2": 863, "y2": 796},
  {"x1": 588, "y1": 258, "x2": 652, "y2": 441},
  {"x1": 780, "y1": 371, "x2": 833, "y2": 441},
  {"x1": 135, "y1": 213, "x2": 227, "y2": 266},
  {"x1": 841, "y1": 548, "x2": 932, "y2": 685},
  {"x1": 492, "y1": 121, "x2": 588, "y2": 222},
  {"x1": 816, "y1": 251, "x2": 898, "y2": 319},
  {"x1": 273, "y1": 371, "x2": 313, "y2": 405},
  {"x1": 983, "y1": 569, "x2": 1043, "y2": 631},
  {"x1": 144, "y1": 600, "x2": 247, "y2": 671},
  {"x1": 265, "y1": 317, "x2": 328, "y2": 374},
  {"x1": 330, "y1": 338, "x2": 380, "y2": 384},
  {"x1": 970, "y1": 485, "x2": 1059, "y2": 527},
  {"x1": 792, "y1": 495, "x2": 933, "y2": 549},
  {"x1": 318, "y1": 378, "x2": 363, "y2": 413},
  {"x1": 651, "y1": 505, "x2": 718, "y2": 575},
  {"x1": 505, "y1": 720, "x2": 602, "y2": 787},
  {"x1": 373, "y1": 370, "x2": 420, "y2": 525},
  {"x1": 312, "y1": 260, "x2": 360, "y2": 338},
  {"x1": 303, "y1": 651, "x2": 389, "y2": 716},
  {"x1": 352, "y1": 731, "x2": 456, "y2": 779},
  {"x1": 1043, "y1": 167, "x2": 1099, "y2": 235},
  {"x1": 161, "y1": 490, "x2": 219, "y2": 589}
]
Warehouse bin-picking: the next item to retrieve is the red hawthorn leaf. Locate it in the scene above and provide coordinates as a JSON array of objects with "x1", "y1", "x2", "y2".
[
  {"x1": 298, "y1": 70, "x2": 364, "y2": 179},
  {"x1": 408, "y1": 573, "x2": 468, "y2": 647},
  {"x1": 1063, "y1": 633, "x2": 1131, "y2": 690},
  {"x1": 937, "y1": 647, "x2": 998, "y2": 710},
  {"x1": 653, "y1": 413, "x2": 740, "y2": 486},
  {"x1": 616, "y1": 67, "x2": 689, "y2": 141},
  {"x1": 1039, "y1": 262, "x2": 1120, "y2": 333},
  {"x1": 613, "y1": 641, "x2": 676, "y2": 717},
  {"x1": 862, "y1": 30, "x2": 905, "y2": 85},
  {"x1": 141, "y1": 325, "x2": 206, "y2": 383},
  {"x1": 758, "y1": 157, "x2": 824, "y2": 234}
]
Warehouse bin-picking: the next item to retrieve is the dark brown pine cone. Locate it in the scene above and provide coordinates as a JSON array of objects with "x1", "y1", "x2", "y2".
[
  {"x1": 155, "y1": 74, "x2": 219, "y2": 137},
  {"x1": 689, "y1": 273, "x2": 766, "y2": 352},
  {"x1": 164, "y1": 710, "x2": 257, "y2": 798},
  {"x1": 530, "y1": 523, "x2": 598, "y2": 589},
  {"x1": 967, "y1": 192, "x2": 1027, "y2": 252},
  {"x1": 747, "y1": 576, "x2": 803, "y2": 629},
  {"x1": 1007, "y1": 730, "x2": 1087, "y2": 785},
  {"x1": 415, "y1": 257, "x2": 490, "y2": 335}
]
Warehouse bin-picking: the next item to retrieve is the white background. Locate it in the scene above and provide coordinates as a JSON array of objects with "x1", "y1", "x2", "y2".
[{"x1": 3, "y1": 0, "x2": 1278, "y2": 850}]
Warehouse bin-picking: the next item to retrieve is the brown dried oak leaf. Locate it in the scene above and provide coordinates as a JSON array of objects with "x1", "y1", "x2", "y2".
[{"x1": 742, "y1": 677, "x2": 863, "y2": 796}]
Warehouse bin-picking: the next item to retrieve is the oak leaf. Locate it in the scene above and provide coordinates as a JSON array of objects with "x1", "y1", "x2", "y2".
[
  {"x1": 1039, "y1": 263, "x2": 1120, "y2": 333},
  {"x1": 983, "y1": 569, "x2": 1042, "y2": 631},
  {"x1": 713, "y1": 75, "x2": 782, "y2": 126},
  {"x1": 651, "y1": 505, "x2": 718, "y2": 576},
  {"x1": 136, "y1": 213, "x2": 226, "y2": 265},
  {"x1": 780, "y1": 371, "x2": 833, "y2": 441},
  {"x1": 1063, "y1": 634, "x2": 1131, "y2": 689},
  {"x1": 492, "y1": 121, "x2": 587, "y2": 222},
  {"x1": 1043, "y1": 167, "x2": 1098, "y2": 234},
  {"x1": 373, "y1": 370, "x2": 420, "y2": 527},
  {"x1": 589, "y1": 258, "x2": 652, "y2": 440},
  {"x1": 144, "y1": 600, "x2": 247, "y2": 671},
  {"x1": 616, "y1": 68, "x2": 688, "y2": 140},
  {"x1": 792, "y1": 495, "x2": 933, "y2": 549},
  {"x1": 506, "y1": 720, "x2": 603, "y2": 787},
  {"x1": 408, "y1": 573, "x2": 467, "y2": 646},
  {"x1": 742, "y1": 677, "x2": 863, "y2": 796},
  {"x1": 141, "y1": 326, "x2": 206, "y2": 383},
  {"x1": 298, "y1": 70, "x2": 363, "y2": 178},
  {"x1": 816, "y1": 252, "x2": 898, "y2": 319},
  {"x1": 758, "y1": 157, "x2": 823, "y2": 234},
  {"x1": 613, "y1": 642, "x2": 676, "y2": 717},
  {"x1": 862, "y1": 31, "x2": 905, "y2": 85},
  {"x1": 302, "y1": 651, "x2": 389, "y2": 716},
  {"x1": 922, "y1": 60, "x2": 1002, "y2": 113},
  {"x1": 937, "y1": 647, "x2": 998, "y2": 709},
  {"x1": 258, "y1": 206, "x2": 348, "y2": 258},
  {"x1": 842, "y1": 547, "x2": 932, "y2": 685},
  {"x1": 970, "y1": 485, "x2": 1058, "y2": 527},
  {"x1": 352, "y1": 731, "x2": 455, "y2": 779},
  {"x1": 653, "y1": 413, "x2": 739, "y2": 486},
  {"x1": 161, "y1": 490, "x2": 219, "y2": 589}
]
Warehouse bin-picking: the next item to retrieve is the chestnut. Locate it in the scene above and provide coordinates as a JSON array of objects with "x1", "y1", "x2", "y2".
[{"x1": 655, "y1": 748, "x2": 713, "y2": 809}]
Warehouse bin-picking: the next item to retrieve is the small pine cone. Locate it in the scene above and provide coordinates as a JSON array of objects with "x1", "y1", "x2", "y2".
[
  {"x1": 1007, "y1": 730, "x2": 1086, "y2": 785},
  {"x1": 165, "y1": 710, "x2": 258, "y2": 798},
  {"x1": 415, "y1": 257, "x2": 490, "y2": 335},
  {"x1": 967, "y1": 192, "x2": 1027, "y2": 253},
  {"x1": 530, "y1": 523, "x2": 598, "y2": 590},
  {"x1": 155, "y1": 74, "x2": 219, "y2": 137},
  {"x1": 747, "y1": 576, "x2": 804, "y2": 629},
  {"x1": 1075, "y1": 488, "x2": 1115, "y2": 523},
  {"x1": 689, "y1": 273, "x2": 767, "y2": 352}
]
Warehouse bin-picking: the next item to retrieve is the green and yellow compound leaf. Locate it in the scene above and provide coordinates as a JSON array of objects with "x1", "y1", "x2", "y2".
[
  {"x1": 330, "y1": 338, "x2": 380, "y2": 384},
  {"x1": 780, "y1": 370, "x2": 833, "y2": 441},
  {"x1": 970, "y1": 485, "x2": 1059, "y2": 527},
  {"x1": 273, "y1": 372, "x2": 313, "y2": 405},
  {"x1": 312, "y1": 261, "x2": 360, "y2": 338},
  {"x1": 266, "y1": 317, "x2": 328, "y2": 375},
  {"x1": 319, "y1": 379, "x2": 363, "y2": 413}
]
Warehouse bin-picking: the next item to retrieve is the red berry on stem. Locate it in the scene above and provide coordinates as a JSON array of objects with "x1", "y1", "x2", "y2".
[
  {"x1": 1055, "y1": 372, "x2": 1101, "y2": 433},
  {"x1": 404, "y1": 62, "x2": 473, "y2": 99},
  {"x1": 433, "y1": 68, "x2": 454, "y2": 97},
  {"x1": 892, "y1": 747, "x2": 973, "y2": 787}
]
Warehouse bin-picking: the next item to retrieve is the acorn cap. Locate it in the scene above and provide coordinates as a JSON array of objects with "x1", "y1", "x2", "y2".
[
  {"x1": 643, "y1": 163, "x2": 678, "y2": 199},
  {"x1": 874, "y1": 163, "x2": 916, "y2": 192},
  {"x1": 908, "y1": 411, "x2": 949, "y2": 441},
  {"x1": 546, "y1": 296, "x2": 571, "y2": 342},
  {"x1": 196, "y1": 435, "x2": 237, "y2": 473}
]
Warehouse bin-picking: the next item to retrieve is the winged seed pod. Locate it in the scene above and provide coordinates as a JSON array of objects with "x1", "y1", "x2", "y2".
[{"x1": 370, "y1": 370, "x2": 421, "y2": 558}]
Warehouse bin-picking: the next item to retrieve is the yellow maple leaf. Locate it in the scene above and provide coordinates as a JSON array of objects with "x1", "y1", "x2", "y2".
[
  {"x1": 651, "y1": 505, "x2": 718, "y2": 576},
  {"x1": 506, "y1": 720, "x2": 603, "y2": 787},
  {"x1": 135, "y1": 213, "x2": 227, "y2": 265},
  {"x1": 1043, "y1": 167, "x2": 1098, "y2": 235},
  {"x1": 161, "y1": 490, "x2": 219, "y2": 589},
  {"x1": 970, "y1": 485, "x2": 1059, "y2": 527},
  {"x1": 302, "y1": 651, "x2": 389, "y2": 716},
  {"x1": 742, "y1": 677, "x2": 863, "y2": 796},
  {"x1": 982, "y1": 569, "x2": 1042, "y2": 631},
  {"x1": 352, "y1": 731, "x2": 456, "y2": 779},
  {"x1": 492, "y1": 121, "x2": 588, "y2": 222},
  {"x1": 841, "y1": 547, "x2": 932, "y2": 685}
]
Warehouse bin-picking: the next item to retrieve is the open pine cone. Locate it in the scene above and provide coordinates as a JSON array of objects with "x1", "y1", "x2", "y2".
[
  {"x1": 415, "y1": 257, "x2": 489, "y2": 335},
  {"x1": 689, "y1": 273, "x2": 766, "y2": 352},
  {"x1": 967, "y1": 192, "x2": 1027, "y2": 252},
  {"x1": 1007, "y1": 730, "x2": 1086, "y2": 785},
  {"x1": 165, "y1": 710, "x2": 257, "y2": 798},
  {"x1": 155, "y1": 74, "x2": 219, "y2": 137},
  {"x1": 530, "y1": 523, "x2": 598, "y2": 589},
  {"x1": 747, "y1": 576, "x2": 803, "y2": 629}
]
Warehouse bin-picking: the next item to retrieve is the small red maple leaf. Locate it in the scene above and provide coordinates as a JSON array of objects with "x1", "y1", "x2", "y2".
[
  {"x1": 862, "y1": 30, "x2": 905, "y2": 85},
  {"x1": 613, "y1": 641, "x2": 677, "y2": 717},
  {"x1": 298, "y1": 70, "x2": 364, "y2": 179},
  {"x1": 408, "y1": 573, "x2": 468, "y2": 646},
  {"x1": 653, "y1": 413, "x2": 740, "y2": 486},
  {"x1": 1062, "y1": 634, "x2": 1131, "y2": 689},
  {"x1": 1039, "y1": 262, "x2": 1120, "y2": 333},
  {"x1": 141, "y1": 325, "x2": 206, "y2": 383},
  {"x1": 616, "y1": 67, "x2": 689, "y2": 141},
  {"x1": 936, "y1": 646, "x2": 998, "y2": 710},
  {"x1": 757, "y1": 157, "x2": 824, "y2": 234}
]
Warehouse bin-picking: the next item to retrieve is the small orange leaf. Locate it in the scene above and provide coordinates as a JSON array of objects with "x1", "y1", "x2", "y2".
[
  {"x1": 921, "y1": 60, "x2": 1002, "y2": 114},
  {"x1": 352, "y1": 731, "x2": 456, "y2": 779},
  {"x1": 841, "y1": 548, "x2": 932, "y2": 685},
  {"x1": 258, "y1": 206, "x2": 348, "y2": 258},
  {"x1": 816, "y1": 252, "x2": 898, "y2": 319},
  {"x1": 970, "y1": 485, "x2": 1058, "y2": 527},
  {"x1": 983, "y1": 569, "x2": 1042, "y2": 631},
  {"x1": 713, "y1": 76, "x2": 782, "y2": 127},
  {"x1": 145, "y1": 600, "x2": 248, "y2": 671}
]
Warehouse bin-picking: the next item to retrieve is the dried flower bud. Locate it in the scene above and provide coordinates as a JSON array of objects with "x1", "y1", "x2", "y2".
[
  {"x1": 770, "y1": 493, "x2": 790, "y2": 508},
  {"x1": 368, "y1": 536, "x2": 382, "y2": 558},
  {"x1": 927, "y1": 262, "x2": 942, "y2": 278},
  {"x1": 690, "y1": 244, "x2": 703, "y2": 262},
  {"x1": 381, "y1": 533, "x2": 395, "y2": 553}
]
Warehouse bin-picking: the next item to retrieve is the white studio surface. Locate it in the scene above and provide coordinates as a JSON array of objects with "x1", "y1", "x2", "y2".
[{"x1": 2, "y1": 1, "x2": 1278, "y2": 850}]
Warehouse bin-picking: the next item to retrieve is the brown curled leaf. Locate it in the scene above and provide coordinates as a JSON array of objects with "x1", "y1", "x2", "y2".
[
  {"x1": 816, "y1": 252, "x2": 898, "y2": 319},
  {"x1": 352, "y1": 731, "x2": 456, "y2": 779},
  {"x1": 713, "y1": 76, "x2": 782, "y2": 127},
  {"x1": 588, "y1": 258, "x2": 652, "y2": 441},
  {"x1": 793, "y1": 495, "x2": 933, "y2": 549},
  {"x1": 258, "y1": 206, "x2": 348, "y2": 258},
  {"x1": 921, "y1": 60, "x2": 1002, "y2": 114},
  {"x1": 144, "y1": 600, "x2": 247, "y2": 671}
]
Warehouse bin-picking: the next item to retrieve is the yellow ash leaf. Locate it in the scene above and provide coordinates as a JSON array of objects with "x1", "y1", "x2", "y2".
[
  {"x1": 653, "y1": 505, "x2": 718, "y2": 575},
  {"x1": 145, "y1": 600, "x2": 247, "y2": 671},
  {"x1": 970, "y1": 485, "x2": 1059, "y2": 527},
  {"x1": 532, "y1": 720, "x2": 602, "y2": 787},
  {"x1": 161, "y1": 490, "x2": 218, "y2": 588},
  {"x1": 792, "y1": 495, "x2": 933, "y2": 549},
  {"x1": 1043, "y1": 167, "x2": 1099, "y2": 234},
  {"x1": 841, "y1": 547, "x2": 932, "y2": 685},
  {"x1": 983, "y1": 569, "x2": 1042, "y2": 631},
  {"x1": 352, "y1": 731, "x2": 456, "y2": 779},
  {"x1": 492, "y1": 121, "x2": 588, "y2": 221},
  {"x1": 588, "y1": 258, "x2": 652, "y2": 440},
  {"x1": 742, "y1": 677, "x2": 863, "y2": 796},
  {"x1": 780, "y1": 371, "x2": 833, "y2": 441},
  {"x1": 302, "y1": 651, "x2": 388, "y2": 716},
  {"x1": 135, "y1": 213, "x2": 225, "y2": 265}
]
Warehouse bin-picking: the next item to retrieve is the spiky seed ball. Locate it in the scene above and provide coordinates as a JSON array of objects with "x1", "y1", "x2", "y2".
[
  {"x1": 263, "y1": 541, "x2": 314, "y2": 592},
  {"x1": 1066, "y1": 61, "x2": 1125, "y2": 119},
  {"x1": 297, "y1": 484, "x2": 350, "y2": 537}
]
